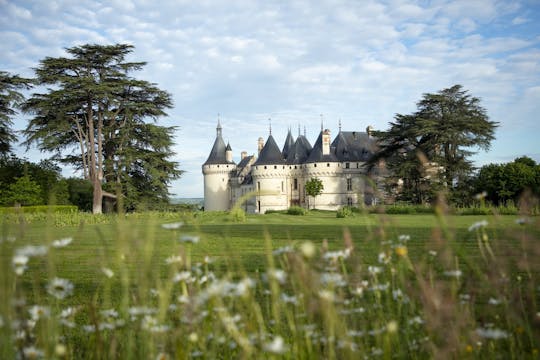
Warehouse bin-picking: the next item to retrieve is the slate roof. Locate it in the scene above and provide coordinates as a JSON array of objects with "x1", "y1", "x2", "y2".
[
  {"x1": 305, "y1": 131, "x2": 339, "y2": 163},
  {"x1": 203, "y1": 127, "x2": 235, "y2": 165},
  {"x1": 282, "y1": 130, "x2": 295, "y2": 159},
  {"x1": 286, "y1": 135, "x2": 312, "y2": 164},
  {"x1": 332, "y1": 131, "x2": 377, "y2": 162},
  {"x1": 253, "y1": 135, "x2": 285, "y2": 165}
]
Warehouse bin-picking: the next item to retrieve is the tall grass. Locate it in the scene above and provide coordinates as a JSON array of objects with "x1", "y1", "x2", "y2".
[{"x1": 0, "y1": 206, "x2": 538, "y2": 359}]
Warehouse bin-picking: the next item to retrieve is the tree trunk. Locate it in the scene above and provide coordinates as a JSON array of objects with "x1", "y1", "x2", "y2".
[{"x1": 92, "y1": 177, "x2": 103, "y2": 214}]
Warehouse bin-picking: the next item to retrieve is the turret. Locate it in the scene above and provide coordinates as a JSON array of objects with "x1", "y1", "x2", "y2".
[
  {"x1": 202, "y1": 120, "x2": 234, "y2": 211},
  {"x1": 258, "y1": 137, "x2": 265, "y2": 155}
]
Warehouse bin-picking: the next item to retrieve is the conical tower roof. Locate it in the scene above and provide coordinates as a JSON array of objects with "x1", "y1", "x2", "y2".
[
  {"x1": 305, "y1": 131, "x2": 338, "y2": 163},
  {"x1": 282, "y1": 129, "x2": 295, "y2": 159},
  {"x1": 203, "y1": 121, "x2": 235, "y2": 165},
  {"x1": 254, "y1": 135, "x2": 285, "y2": 165}
]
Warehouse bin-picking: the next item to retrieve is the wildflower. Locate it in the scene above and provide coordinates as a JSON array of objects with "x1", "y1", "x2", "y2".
[
  {"x1": 16, "y1": 245, "x2": 48, "y2": 257},
  {"x1": 179, "y1": 235, "x2": 199, "y2": 244},
  {"x1": 101, "y1": 309, "x2": 119, "y2": 320},
  {"x1": 188, "y1": 332, "x2": 199, "y2": 343},
  {"x1": 444, "y1": 270, "x2": 462, "y2": 278},
  {"x1": 52, "y1": 237, "x2": 73, "y2": 248},
  {"x1": 318, "y1": 290, "x2": 335, "y2": 301},
  {"x1": 102, "y1": 267, "x2": 114, "y2": 278},
  {"x1": 60, "y1": 306, "x2": 78, "y2": 318},
  {"x1": 165, "y1": 255, "x2": 183, "y2": 264},
  {"x1": 203, "y1": 255, "x2": 213, "y2": 264},
  {"x1": 369, "y1": 283, "x2": 390, "y2": 292},
  {"x1": 459, "y1": 294, "x2": 471, "y2": 303},
  {"x1": 47, "y1": 277, "x2": 74, "y2": 299},
  {"x1": 428, "y1": 250, "x2": 437, "y2": 257},
  {"x1": 476, "y1": 327, "x2": 508, "y2": 339},
  {"x1": 323, "y1": 248, "x2": 351, "y2": 262},
  {"x1": 320, "y1": 272, "x2": 347, "y2": 287},
  {"x1": 488, "y1": 297, "x2": 502, "y2": 305},
  {"x1": 23, "y1": 346, "x2": 44, "y2": 359},
  {"x1": 273, "y1": 246, "x2": 294, "y2": 255},
  {"x1": 267, "y1": 269, "x2": 287, "y2": 284},
  {"x1": 300, "y1": 241, "x2": 316, "y2": 258},
  {"x1": 264, "y1": 335, "x2": 288, "y2": 354},
  {"x1": 173, "y1": 271, "x2": 192, "y2": 283},
  {"x1": 378, "y1": 252, "x2": 391, "y2": 264},
  {"x1": 235, "y1": 277, "x2": 255, "y2": 297},
  {"x1": 395, "y1": 245, "x2": 408, "y2": 257},
  {"x1": 398, "y1": 234, "x2": 410, "y2": 242},
  {"x1": 387, "y1": 320, "x2": 398, "y2": 333},
  {"x1": 468, "y1": 220, "x2": 488, "y2": 232},
  {"x1": 161, "y1": 222, "x2": 183, "y2": 230},
  {"x1": 29, "y1": 305, "x2": 50, "y2": 321},
  {"x1": 408, "y1": 316, "x2": 424, "y2": 325},
  {"x1": 474, "y1": 191, "x2": 487, "y2": 200},
  {"x1": 465, "y1": 344, "x2": 473, "y2": 353},
  {"x1": 281, "y1": 293, "x2": 299, "y2": 305},
  {"x1": 55, "y1": 343, "x2": 67, "y2": 357},
  {"x1": 12, "y1": 254, "x2": 29, "y2": 275},
  {"x1": 367, "y1": 265, "x2": 382, "y2": 275}
]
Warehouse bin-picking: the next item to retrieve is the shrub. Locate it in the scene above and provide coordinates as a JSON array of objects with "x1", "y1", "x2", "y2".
[
  {"x1": 0, "y1": 205, "x2": 78, "y2": 214},
  {"x1": 287, "y1": 206, "x2": 307, "y2": 215},
  {"x1": 229, "y1": 207, "x2": 246, "y2": 222},
  {"x1": 336, "y1": 206, "x2": 353, "y2": 218}
]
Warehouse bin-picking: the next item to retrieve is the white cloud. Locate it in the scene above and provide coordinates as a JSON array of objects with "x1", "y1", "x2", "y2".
[{"x1": 0, "y1": 0, "x2": 538, "y2": 197}]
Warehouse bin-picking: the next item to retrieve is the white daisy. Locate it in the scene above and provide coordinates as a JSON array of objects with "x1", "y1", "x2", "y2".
[{"x1": 47, "y1": 277, "x2": 74, "y2": 299}]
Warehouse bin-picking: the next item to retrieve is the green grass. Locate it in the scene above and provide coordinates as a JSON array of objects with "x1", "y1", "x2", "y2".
[{"x1": 1, "y1": 210, "x2": 539, "y2": 359}]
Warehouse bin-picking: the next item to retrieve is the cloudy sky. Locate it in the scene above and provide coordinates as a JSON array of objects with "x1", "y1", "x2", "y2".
[{"x1": 2, "y1": 0, "x2": 539, "y2": 198}]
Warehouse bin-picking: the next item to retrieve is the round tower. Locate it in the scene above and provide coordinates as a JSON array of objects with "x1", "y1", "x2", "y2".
[{"x1": 202, "y1": 120, "x2": 234, "y2": 211}]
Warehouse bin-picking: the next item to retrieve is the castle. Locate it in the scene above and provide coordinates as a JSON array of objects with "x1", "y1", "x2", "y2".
[{"x1": 202, "y1": 120, "x2": 385, "y2": 213}]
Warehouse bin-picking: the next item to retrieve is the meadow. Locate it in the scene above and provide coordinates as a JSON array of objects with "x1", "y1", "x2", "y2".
[{"x1": 1, "y1": 208, "x2": 538, "y2": 359}]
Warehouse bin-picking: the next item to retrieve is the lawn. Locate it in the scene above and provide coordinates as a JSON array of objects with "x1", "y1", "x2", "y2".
[{"x1": 1, "y1": 210, "x2": 538, "y2": 359}]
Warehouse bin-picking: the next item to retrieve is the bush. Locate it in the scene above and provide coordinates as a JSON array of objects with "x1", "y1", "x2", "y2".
[
  {"x1": 287, "y1": 206, "x2": 307, "y2": 215},
  {"x1": 336, "y1": 206, "x2": 354, "y2": 218},
  {"x1": 229, "y1": 207, "x2": 246, "y2": 222}
]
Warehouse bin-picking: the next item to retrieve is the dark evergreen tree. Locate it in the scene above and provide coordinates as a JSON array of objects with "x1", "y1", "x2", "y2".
[
  {"x1": 370, "y1": 85, "x2": 498, "y2": 204},
  {"x1": 0, "y1": 71, "x2": 32, "y2": 156},
  {"x1": 22, "y1": 44, "x2": 181, "y2": 213}
]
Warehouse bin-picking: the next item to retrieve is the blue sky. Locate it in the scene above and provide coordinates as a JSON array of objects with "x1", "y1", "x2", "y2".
[{"x1": 2, "y1": 0, "x2": 539, "y2": 198}]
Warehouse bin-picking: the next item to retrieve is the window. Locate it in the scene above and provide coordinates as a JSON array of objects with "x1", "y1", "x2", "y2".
[
  {"x1": 347, "y1": 197, "x2": 353, "y2": 206},
  {"x1": 347, "y1": 178, "x2": 352, "y2": 191},
  {"x1": 314, "y1": 164, "x2": 317, "y2": 167},
  {"x1": 257, "y1": 181, "x2": 261, "y2": 191},
  {"x1": 281, "y1": 181, "x2": 284, "y2": 192},
  {"x1": 274, "y1": 165, "x2": 277, "y2": 169},
  {"x1": 345, "y1": 162, "x2": 350, "y2": 169},
  {"x1": 293, "y1": 178, "x2": 298, "y2": 190},
  {"x1": 327, "y1": 163, "x2": 330, "y2": 167}
]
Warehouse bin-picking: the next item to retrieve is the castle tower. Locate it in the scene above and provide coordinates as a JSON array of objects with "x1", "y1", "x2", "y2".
[{"x1": 202, "y1": 120, "x2": 235, "y2": 211}]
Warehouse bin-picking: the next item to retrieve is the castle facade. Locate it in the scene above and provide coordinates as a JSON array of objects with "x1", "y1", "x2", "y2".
[{"x1": 202, "y1": 121, "x2": 385, "y2": 213}]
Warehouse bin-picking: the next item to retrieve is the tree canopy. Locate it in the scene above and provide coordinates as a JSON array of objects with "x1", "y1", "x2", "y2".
[
  {"x1": 0, "y1": 71, "x2": 32, "y2": 156},
  {"x1": 22, "y1": 44, "x2": 181, "y2": 213},
  {"x1": 305, "y1": 177, "x2": 324, "y2": 209},
  {"x1": 370, "y1": 85, "x2": 498, "y2": 204}
]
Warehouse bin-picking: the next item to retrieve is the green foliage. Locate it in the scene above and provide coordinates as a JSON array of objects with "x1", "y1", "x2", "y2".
[
  {"x1": 305, "y1": 177, "x2": 324, "y2": 209},
  {"x1": 336, "y1": 206, "x2": 354, "y2": 218},
  {"x1": 475, "y1": 156, "x2": 539, "y2": 205},
  {"x1": 0, "y1": 205, "x2": 78, "y2": 214},
  {"x1": 0, "y1": 212, "x2": 538, "y2": 358},
  {"x1": 0, "y1": 71, "x2": 32, "y2": 156},
  {"x1": 229, "y1": 207, "x2": 246, "y2": 222},
  {"x1": 287, "y1": 206, "x2": 307, "y2": 215},
  {"x1": 2, "y1": 175, "x2": 42, "y2": 206},
  {"x1": 23, "y1": 43, "x2": 181, "y2": 213},
  {"x1": 371, "y1": 85, "x2": 498, "y2": 205}
]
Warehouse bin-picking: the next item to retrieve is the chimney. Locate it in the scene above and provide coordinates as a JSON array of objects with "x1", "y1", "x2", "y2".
[
  {"x1": 225, "y1": 142, "x2": 233, "y2": 162},
  {"x1": 322, "y1": 129, "x2": 331, "y2": 155},
  {"x1": 258, "y1": 137, "x2": 264, "y2": 155},
  {"x1": 241, "y1": 151, "x2": 247, "y2": 160},
  {"x1": 366, "y1": 125, "x2": 373, "y2": 138}
]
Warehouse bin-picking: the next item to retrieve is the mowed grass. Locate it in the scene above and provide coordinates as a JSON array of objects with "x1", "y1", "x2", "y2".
[{"x1": 1, "y1": 210, "x2": 539, "y2": 359}]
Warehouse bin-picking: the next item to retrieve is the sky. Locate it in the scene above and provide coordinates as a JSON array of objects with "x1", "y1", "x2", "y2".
[{"x1": 1, "y1": 0, "x2": 540, "y2": 198}]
